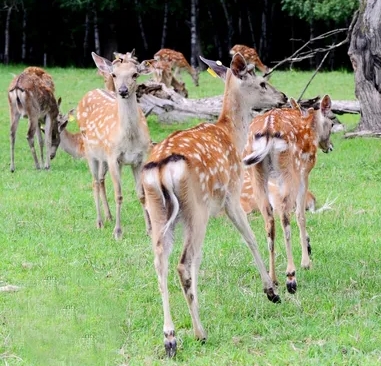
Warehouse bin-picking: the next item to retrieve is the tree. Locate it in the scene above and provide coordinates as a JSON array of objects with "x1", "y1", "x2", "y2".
[{"x1": 348, "y1": 0, "x2": 381, "y2": 133}]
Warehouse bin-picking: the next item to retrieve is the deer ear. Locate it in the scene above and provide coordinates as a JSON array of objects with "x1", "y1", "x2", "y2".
[
  {"x1": 290, "y1": 97, "x2": 303, "y2": 114},
  {"x1": 230, "y1": 52, "x2": 248, "y2": 78},
  {"x1": 199, "y1": 56, "x2": 228, "y2": 80},
  {"x1": 92, "y1": 52, "x2": 113, "y2": 74},
  {"x1": 57, "y1": 97, "x2": 62, "y2": 108},
  {"x1": 320, "y1": 94, "x2": 332, "y2": 116},
  {"x1": 138, "y1": 60, "x2": 153, "y2": 75}
]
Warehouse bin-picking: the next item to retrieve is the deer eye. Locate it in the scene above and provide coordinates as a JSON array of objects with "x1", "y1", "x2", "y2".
[
  {"x1": 132, "y1": 73, "x2": 139, "y2": 79},
  {"x1": 260, "y1": 82, "x2": 267, "y2": 89},
  {"x1": 111, "y1": 73, "x2": 116, "y2": 78}
]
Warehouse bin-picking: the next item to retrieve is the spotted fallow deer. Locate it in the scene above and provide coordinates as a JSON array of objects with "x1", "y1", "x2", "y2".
[
  {"x1": 240, "y1": 99, "x2": 330, "y2": 215},
  {"x1": 77, "y1": 52, "x2": 152, "y2": 239},
  {"x1": 242, "y1": 95, "x2": 333, "y2": 294},
  {"x1": 8, "y1": 66, "x2": 62, "y2": 172},
  {"x1": 141, "y1": 53, "x2": 287, "y2": 357},
  {"x1": 154, "y1": 48, "x2": 200, "y2": 86},
  {"x1": 229, "y1": 44, "x2": 270, "y2": 75},
  {"x1": 143, "y1": 59, "x2": 188, "y2": 97}
]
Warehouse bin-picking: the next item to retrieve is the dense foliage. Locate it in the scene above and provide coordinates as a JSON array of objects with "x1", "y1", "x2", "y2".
[{"x1": 0, "y1": 0, "x2": 358, "y2": 69}]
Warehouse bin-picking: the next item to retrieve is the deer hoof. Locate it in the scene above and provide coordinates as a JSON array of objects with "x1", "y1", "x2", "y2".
[
  {"x1": 286, "y1": 278, "x2": 297, "y2": 294},
  {"x1": 113, "y1": 227, "x2": 123, "y2": 240},
  {"x1": 265, "y1": 288, "x2": 281, "y2": 303},
  {"x1": 164, "y1": 334, "x2": 177, "y2": 358}
]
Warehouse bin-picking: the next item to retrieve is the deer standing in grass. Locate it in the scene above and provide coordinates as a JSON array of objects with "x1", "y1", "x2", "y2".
[
  {"x1": 76, "y1": 52, "x2": 152, "y2": 239},
  {"x1": 154, "y1": 48, "x2": 200, "y2": 86},
  {"x1": 8, "y1": 66, "x2": 62, "y2": 172},
  {"x1": 242, "y1": 95, "x2": 333, "y2": 294},
  {"x1": 230, "y1": 44, "x2": 270, "y2": 74},
  {"x1": 141, "y1": 53, "x2": 287, "y2": 357}
]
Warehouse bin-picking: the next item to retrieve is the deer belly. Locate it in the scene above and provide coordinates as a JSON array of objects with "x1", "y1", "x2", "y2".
[{"x1": 120, "y1": 151, "x2": 144, "y2": 165}]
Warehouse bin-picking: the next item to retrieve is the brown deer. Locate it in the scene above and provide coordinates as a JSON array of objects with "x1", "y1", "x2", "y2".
[
  {"x1": 230, "y1": 44, "x2": 270, "y2": 74},
  {"x1": 143, "y1": 59, "x2": 189, "y2": 97},
  {"x1": 76, "y1": 52, "x2": 152, "y2": 239},
  {"x1": 154, "y1": 48, "x2": 200, "y2": 86},
  {"x1": 141, "y1": 53, "x2": 287, "y2": 357},
  {"x1": 8, "y1": 66, "x2": 62, "y2": 172},
  {"x1": 242, "y1": 95, "x2": 333, "y2": 295},
  {"x1": 240, "y1": 99, "x2": 330, "y2": 215}
]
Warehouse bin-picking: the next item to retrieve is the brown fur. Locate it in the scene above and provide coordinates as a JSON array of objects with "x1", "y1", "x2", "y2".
[
  {"x1": 141, "y1": 53, "x2": 287, "y2": 356},
  {"x1": 242, "y1": 96, "x2": 333, "y2": 293},
  {"x1": 8, "y1": 66, "x2": 61, "y2": 172},
  {"x1": 154, "y1": 48, "x2": 200, "y2": 86},
  {"x1": 229, "y1": 44, "x2": 270, "y2": 74}
]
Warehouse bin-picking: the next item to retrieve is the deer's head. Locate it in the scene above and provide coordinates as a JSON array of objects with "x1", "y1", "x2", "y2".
[{"x1": 92, "y1": 51, "x2": 152, "y2": 99}]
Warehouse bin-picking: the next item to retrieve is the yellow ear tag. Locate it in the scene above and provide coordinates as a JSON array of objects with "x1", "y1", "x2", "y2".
[
  {"x1": 207, "y1": 67, "x2": 218, "y2": 78},
  {"x1": 68, "y1": 114, "x2": 75, "y2": 122}
]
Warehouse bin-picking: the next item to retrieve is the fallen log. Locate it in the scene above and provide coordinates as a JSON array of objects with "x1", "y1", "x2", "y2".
[{"x1": 137, "y1": 81, "x2": 360, "y2": 124}]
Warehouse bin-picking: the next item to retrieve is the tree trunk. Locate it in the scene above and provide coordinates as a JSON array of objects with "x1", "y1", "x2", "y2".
[
  {"x1": 348, "y1": 0, "x2": 381, "y2": 132},
  {"x1": 247, "y1": 8, "x2": 257, "y2": 49},
  {"x1": 4, "y1": 5, "x2": 13, "y2": 65},
  {"x1": 190, "y1": 0, "x2": 198, "y2": 68},
  {"x1": 135, "y1": 0, "x2": 148, "y2": 51},
  {"x1": 259, "y1": 0, "x2": 268, "y2": 61},
  {"x1": 83, "y1": 12, "x2": 90, "y2": 59},
  {"x1": 93, "y1": 9, "x2": 101, "y2": 55},
  {"x1": 219, "y1": 0, "x2": 233, "y2": 50},
  {"x1": 21, "y1": 8, "x2": 27, "y2": 62},
  {"x1": 207, "y1": 6, "x2": 223, "y2": 59},
  {"x1": 161, "y1": 1, "x2": 168, "y2": 49}
]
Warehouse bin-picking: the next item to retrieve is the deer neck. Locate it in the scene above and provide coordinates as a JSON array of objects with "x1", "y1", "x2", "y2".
[
  {"x1": 60, "y1": 129, "x2": 85, "y2": 159},
  {"x1": 217, "y1": 75, "x2": 253, "y2": 154},
  {"x1": 116, "y1": 93, "x2": 141, "y2": 137}
]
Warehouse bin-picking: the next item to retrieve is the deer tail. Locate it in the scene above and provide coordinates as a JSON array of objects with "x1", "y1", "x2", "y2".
[
  {"x1": 143, "y1": 154, "x2": 186, "y2": 236},
  {"x1": 243, "y1": 135, "x2": 273, "y2": 166}
]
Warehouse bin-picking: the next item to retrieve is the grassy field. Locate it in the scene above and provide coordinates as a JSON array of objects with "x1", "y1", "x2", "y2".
[{"x1": 1, "y1": 63, "x2": 381, "y2": 366}]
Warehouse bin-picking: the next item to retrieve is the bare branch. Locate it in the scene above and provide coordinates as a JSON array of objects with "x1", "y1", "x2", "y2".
[
  {"x1": 297, "y1": 51, "x2": 330, "y2": 102},
  {"x1": 264, "y1": 28, "x2": 348, "y2": 78}
]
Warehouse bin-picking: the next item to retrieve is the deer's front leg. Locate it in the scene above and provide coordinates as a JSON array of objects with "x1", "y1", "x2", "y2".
[
  {"x1": 88, "y1": 159, "x2": 104, "y2": 229},
  {"x1": 26, "y1": 116, "x2": 41, "y2": 170},
  {"x1": 108, "y1": 159, "x2": 123, "y2": 239},
  {"x1": 43, "y1": 115, "x2": 52, "y2": 170}
]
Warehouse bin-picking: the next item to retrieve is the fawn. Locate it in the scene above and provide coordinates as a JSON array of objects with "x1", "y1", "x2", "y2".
[
  {"x1": 8, "y1": 66, "x2": 62, "y2": 172},
  {"x1": 242, "y1": 95, "x2": 333, "y2": 294},
  {"x1": 141, "y1": 52, "x2": 287, "y2": 357},
  {"x1": 230, "y1": 44, "x2": 270, "y2": 74}
]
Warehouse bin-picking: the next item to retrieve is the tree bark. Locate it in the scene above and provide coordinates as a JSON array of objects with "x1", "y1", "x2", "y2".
[
  {"x1": 83, "y1": 12, "x2": 90, "y2": 59},
  {"x1": 348, "y1": 0, "x2": 381, "y2": 132},
  {"x1": 93, "y1": 9, "x2": 101, "y2": 55},
  {"x1": 247, "y1": 8, "x2": 257, "y2": 49},
  {"x1": 4, "y1": 5, "x2": 13, "y2": 64},
  {"x1": 21, "y1": 7, "x2": 27, "y2": 62},
  {"x1": 219, "y1": 0, "x2": 233, "y2": 50},
  {"x1": 190, "y1": 0, "x2": 197, "y2": 68},
  {"x1": 135, "y1": 0, "x2": 148, "y2": 51},
  {"x1": 161, "y1": 1, "x2": 168, "y2": 49}
]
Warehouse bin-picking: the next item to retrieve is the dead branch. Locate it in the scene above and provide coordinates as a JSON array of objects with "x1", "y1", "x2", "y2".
[{"x1": 264, "y1": 28, "x2": 349, "y2": 78}]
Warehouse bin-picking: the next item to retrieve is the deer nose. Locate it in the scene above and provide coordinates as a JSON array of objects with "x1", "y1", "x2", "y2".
[{"x1": 118, "y1": 85, "x2": 129, "y2": 98}]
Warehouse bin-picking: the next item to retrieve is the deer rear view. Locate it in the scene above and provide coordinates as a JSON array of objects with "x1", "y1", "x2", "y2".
[
  {"x1": 141, "y1": 52, "x2": 287, "y2": 357},
  {"x1": 242, "y1": 95, "x2": 333, "y2": 294},
  {"x1": 8, "y1": 66, "x2": 62, "y2": 172}
]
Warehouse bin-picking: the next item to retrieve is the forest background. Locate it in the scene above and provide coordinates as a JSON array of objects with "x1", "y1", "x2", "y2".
[{"x1": 0, "y1": 0, "x2": 358, "y2": 70}]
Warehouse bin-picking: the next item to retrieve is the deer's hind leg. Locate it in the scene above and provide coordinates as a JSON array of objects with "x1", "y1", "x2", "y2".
[
  {"x1": 177, "y1": 201, "x2": 208, "y2": 342},
  {"x1": 26, "y1": 115, "x2": 41, "y2": 170},
  {"x1": 225, "y1": 191, "x2": 280, "y2": 303}
]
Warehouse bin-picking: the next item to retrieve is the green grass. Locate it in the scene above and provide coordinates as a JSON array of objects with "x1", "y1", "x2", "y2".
[{"x1": 1, "y1": 64, "x2": 381, "y2": 365}]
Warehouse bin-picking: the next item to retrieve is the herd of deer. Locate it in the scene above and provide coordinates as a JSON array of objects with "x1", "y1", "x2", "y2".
[{"x1": 7, "y1": 44, "x2": 334, "y2": 357}]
